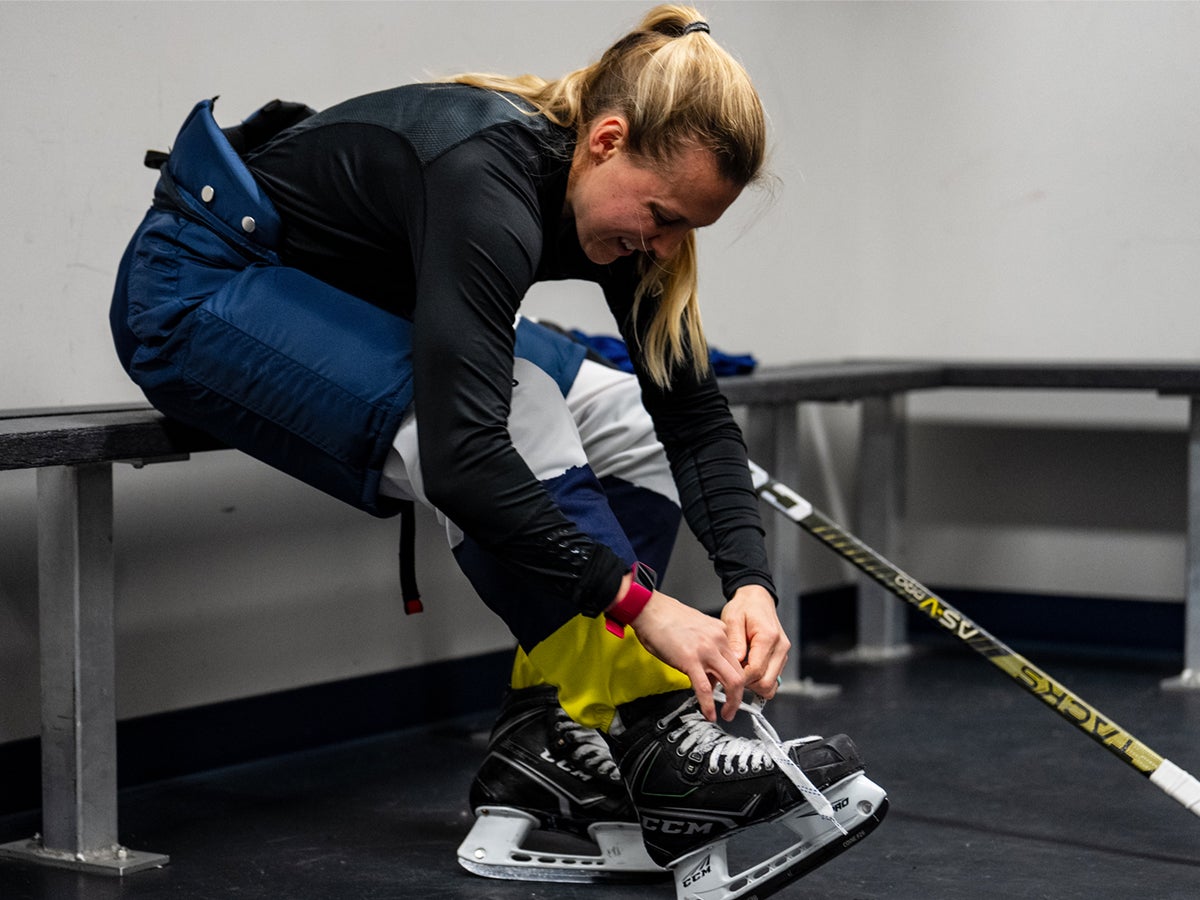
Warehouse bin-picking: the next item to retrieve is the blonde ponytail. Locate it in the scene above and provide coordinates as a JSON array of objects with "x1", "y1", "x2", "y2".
[{"x1": 452, "y1": 5, "x2": 766, "y2": 387}]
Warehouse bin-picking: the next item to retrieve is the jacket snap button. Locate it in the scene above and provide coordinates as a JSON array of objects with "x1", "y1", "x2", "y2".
[
  {"x1": 200, "y1": 185, "x2": 215, "y2": 203},
  {"x1": 241, "y1": 216, "x2": 256, "y2": 233}
]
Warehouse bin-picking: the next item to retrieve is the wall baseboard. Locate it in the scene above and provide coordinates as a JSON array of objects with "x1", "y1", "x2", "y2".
[
  {"x1": 797, "y1": 585, "x2": 1185, "y2": 664},
  {"x1": 0, "y1": 648, "x2": 514, "y2": 818}
]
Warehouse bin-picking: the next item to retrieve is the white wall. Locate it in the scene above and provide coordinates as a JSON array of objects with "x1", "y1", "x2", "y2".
[
  {"x1": 2, "y1": 2, "x2": 1198, "y2": 744},
  {"x1": 854, "y1": 2, "x2": 1200, "y2": 364}
]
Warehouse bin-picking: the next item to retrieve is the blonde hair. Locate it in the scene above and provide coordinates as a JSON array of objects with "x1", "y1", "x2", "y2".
[{"x1": 451, "y1": 4, "x2": 766, "y2": 387}]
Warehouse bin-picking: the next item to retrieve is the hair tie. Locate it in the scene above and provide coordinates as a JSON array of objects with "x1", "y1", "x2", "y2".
[{"x1": 681, "y1": 21, "x2": 710, "y2": 36}]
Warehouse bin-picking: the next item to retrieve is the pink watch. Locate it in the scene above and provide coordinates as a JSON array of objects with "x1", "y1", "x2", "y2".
[{"x1": 605, "y1": 562, "x2": 656, "y2": 638}]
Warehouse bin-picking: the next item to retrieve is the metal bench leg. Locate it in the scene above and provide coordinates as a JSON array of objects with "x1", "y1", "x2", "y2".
[
  {"x1": 1163, "y1": 396, "x2": 1200, "y2": 690},
  {"x1": 745, "y1": 403, "x2": 839, "y2": 697},
  {"x1": 0, "y1": 464, "x2": 168, "y2": 874},
  {"x1": 852, "y1": 395, "x2": 912, "y2": 661}
]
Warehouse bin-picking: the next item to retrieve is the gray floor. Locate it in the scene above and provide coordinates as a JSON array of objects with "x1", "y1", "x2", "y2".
[{"x1": 1, "y1": 646, "x2": 1198, "y2": 899}]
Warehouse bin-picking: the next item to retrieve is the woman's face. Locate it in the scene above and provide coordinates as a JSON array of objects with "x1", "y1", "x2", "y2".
[{"x1": 567, "y1": 117, "x2": 743, "y2": 266}]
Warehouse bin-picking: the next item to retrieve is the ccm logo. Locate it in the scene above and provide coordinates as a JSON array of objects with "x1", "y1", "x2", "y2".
[
  {"x1": 642, "y1": 817, "x2": 714, "y2": 836},
  {"x1": 681, "y1": 854, "x2": 712, "y2": 888}
]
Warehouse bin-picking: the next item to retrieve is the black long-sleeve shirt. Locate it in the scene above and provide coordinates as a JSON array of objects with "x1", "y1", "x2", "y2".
[{"x1": 243, "y1": 83, "x2": 775, "y2": 615}]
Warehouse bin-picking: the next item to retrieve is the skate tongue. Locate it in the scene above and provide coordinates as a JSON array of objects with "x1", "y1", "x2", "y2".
[{"x1": 713, "y1": 688, "x2": 849, "y2": 837}]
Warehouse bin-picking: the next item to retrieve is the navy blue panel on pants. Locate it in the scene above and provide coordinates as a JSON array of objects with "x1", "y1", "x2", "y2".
[
  {"x1": 454, "y1": 470, "x2": 681, "y2": 651},
  {"x1": 444, "y1": 323, "x2": 682, "y2": 651},
  {"x1": 110, "y1": 99, "x2": 413, "y2": 516},
  {"x1": 453, "y1": 464, "x2": 637, "y2": 650},
  {"x1": 597, "y1": 474, "x2": 680, "y2": 579},
  {"x1": 512, "y1": 317, "x2": 587, "y2": 396}
]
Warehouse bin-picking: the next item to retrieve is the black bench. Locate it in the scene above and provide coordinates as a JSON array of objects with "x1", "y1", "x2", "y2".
[
  {"x1": 733, "y1": 361, "x2": 1200, "y2": 673},
  {"x1": 0, "y1": 406, "x2": 226, "y2": 872},
  {"x1": 2, "y1": 360, "x2": 1198, "y2": 874}
]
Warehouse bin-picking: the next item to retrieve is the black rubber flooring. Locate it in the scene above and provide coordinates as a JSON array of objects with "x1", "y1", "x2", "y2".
[{"x1": 1, "y1": 646, "x2": 1198, "y2": 899}]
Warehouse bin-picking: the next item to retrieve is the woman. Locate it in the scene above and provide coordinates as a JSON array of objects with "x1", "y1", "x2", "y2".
[{"x1": 110, "y1": 5, "x2": 881, "y2": 893}]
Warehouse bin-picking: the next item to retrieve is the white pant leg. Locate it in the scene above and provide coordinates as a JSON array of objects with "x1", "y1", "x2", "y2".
[
  {"x1": 379, "y1": 358, "x2": 588, "y2": 547},
  {"x1": 565, "y1": 359, "x2": 679, "y2": 504}
]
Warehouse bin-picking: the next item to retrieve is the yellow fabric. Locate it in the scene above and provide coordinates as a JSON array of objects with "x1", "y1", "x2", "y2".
[{"x1": 511, "y1": 613, "x2": 692, "y2": 731}]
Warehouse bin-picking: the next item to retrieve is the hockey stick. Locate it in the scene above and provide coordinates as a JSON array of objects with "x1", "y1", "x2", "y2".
[{"x1": 748, "y1": 460, "x2": 1200, "y2": 819}]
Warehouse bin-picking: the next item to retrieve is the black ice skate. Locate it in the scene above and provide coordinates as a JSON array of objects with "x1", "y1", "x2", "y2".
[
  {"x1": 456, "y1": 685, "x2": 666, "y2": 883},
  {"x1": 608, "y1": 688, "x2": 888, "y2": 900}
]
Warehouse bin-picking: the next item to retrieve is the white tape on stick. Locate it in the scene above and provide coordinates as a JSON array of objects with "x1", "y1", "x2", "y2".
[{"x1": 1150, "y1": 759, "x2": 1200, "y2": 817}]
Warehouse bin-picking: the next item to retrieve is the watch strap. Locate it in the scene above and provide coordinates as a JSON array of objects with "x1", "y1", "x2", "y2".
[{"x1": 604, "y1": 562, "x2": 656, "y2": 638}]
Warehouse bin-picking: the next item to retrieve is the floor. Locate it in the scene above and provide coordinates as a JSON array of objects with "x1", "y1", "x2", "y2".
[{"x1": 1, "y1": 645, "x2": 1198, "y2": 900}]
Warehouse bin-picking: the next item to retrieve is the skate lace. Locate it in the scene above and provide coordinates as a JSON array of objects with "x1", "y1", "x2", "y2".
[
  {"x1": 553, "y1": 715, "x2": 622, "y2": 782},
  {"x1": 664, "y1": 690, "x2": 849, "y2": 837}
]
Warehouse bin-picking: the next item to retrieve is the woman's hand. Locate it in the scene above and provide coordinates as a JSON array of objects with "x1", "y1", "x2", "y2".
[
  {"x1": 720, "y1": 584, "x2": 790, "y2": 700},
  {"x1": 629, "y1": 589, "x2": 746, "y2": 722}
]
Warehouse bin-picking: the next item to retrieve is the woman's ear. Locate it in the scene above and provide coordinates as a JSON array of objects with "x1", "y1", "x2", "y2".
[{"x1": 586, "y1": 115, "x2": 628, "y2": 163}]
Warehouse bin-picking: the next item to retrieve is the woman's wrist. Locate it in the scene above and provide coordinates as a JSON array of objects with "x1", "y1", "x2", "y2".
[{"x1": 605, "y1": 562, "x2": 656, "y2": 636}]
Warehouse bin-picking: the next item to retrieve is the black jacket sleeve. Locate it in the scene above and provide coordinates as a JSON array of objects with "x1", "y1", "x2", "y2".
[
  {"x1": 604, "y1": 279, "x2": 778, "y2": 603},
  {"x1": 410, "y1": 130, "x2": 627, "y2": 615}
]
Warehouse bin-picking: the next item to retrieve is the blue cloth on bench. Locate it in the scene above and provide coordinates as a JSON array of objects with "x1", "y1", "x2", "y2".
[{"x1": 567, "y1": 329, "x2": 758, "y2": 376}]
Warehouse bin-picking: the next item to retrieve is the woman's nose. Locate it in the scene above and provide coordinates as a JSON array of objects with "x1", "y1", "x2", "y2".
[{"x1": 649, "y1": 229, "x2": 688, "y2": 259}]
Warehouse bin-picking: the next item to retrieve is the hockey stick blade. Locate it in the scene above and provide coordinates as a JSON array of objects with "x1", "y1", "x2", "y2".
[{"x1": 747, "y1": 460, "x2": 1200, "y2": 819}]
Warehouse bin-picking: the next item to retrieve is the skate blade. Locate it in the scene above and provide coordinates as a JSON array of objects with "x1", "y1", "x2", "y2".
[
  {"x1": 457, "y1": 807, "x2": 669, "y2": 884},
  {"x1": 671, "y1": 774, "x2": 889, "y2": 900}
]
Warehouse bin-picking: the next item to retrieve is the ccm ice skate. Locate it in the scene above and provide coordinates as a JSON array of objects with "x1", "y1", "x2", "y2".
[
  {"x1": 456, "y1": 685, "x2": 666, "y2": 882},
  {"x1": 608, "y1": 689, "x2": 888, "y2": 900}
]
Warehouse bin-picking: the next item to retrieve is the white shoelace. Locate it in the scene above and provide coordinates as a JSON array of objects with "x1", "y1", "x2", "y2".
[{"x1": 679, "y1": 689, "x2": 849, "y2": 836}]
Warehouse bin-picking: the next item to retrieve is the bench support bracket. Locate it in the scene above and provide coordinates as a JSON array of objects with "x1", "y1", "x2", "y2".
[
  {"x1": 745, "y1": 402, "x2": 841, "y2": 697},
  {"x1": 0, "y1": 464, "x2": 168, "y2": 875},
  {"x1": 1162, "y1": 395, "x2": 1200, "y2": 691},
  {"x1": 849, "y1": 395, "x2": 913, "y2": 661}
]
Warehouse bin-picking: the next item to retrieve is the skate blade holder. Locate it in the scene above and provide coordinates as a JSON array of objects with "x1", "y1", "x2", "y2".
[
  {"x1": 456, "y1": 807, "x2": 668, "y2": 884},
  {"x1": 671, "y1": 774, "x2": 889, "y2": 900}
]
